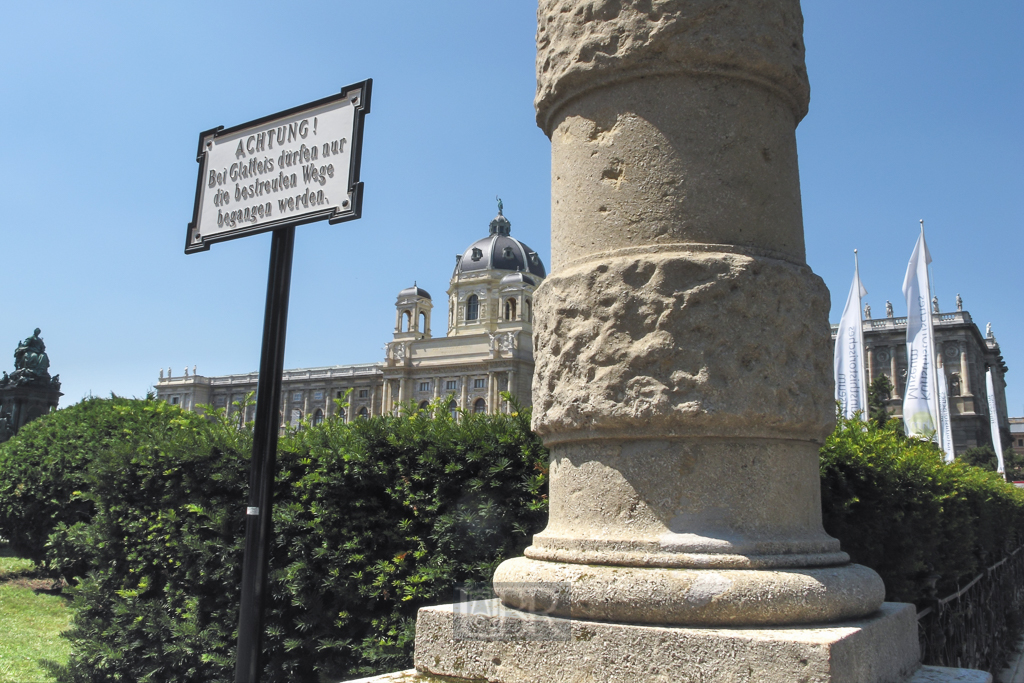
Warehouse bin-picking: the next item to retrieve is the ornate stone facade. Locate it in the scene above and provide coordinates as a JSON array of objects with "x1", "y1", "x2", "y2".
[
  {"x1": 831, "y1": 308, "x2": 1010, "y2": 454},
  {"x1": 155, "y1": 208, "x2": 545, "y2": 429}
]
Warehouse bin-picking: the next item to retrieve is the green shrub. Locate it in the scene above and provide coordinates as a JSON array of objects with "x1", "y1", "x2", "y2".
[
  {"x1": 820, "y1": 416, "x2": 1024, "y2": 603},
  {"x1": 0, "y1": 396, "x2": 200, "y2": 577},
  {"x1": 47, "y1": 397, "x2": 547, "y2": 683}
]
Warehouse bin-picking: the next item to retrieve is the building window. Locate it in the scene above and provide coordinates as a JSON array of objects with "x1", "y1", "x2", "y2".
[
  {"x1": 338, "y1": 406, "x2": 346, "y2": 421},
  {"x1": 505, "y1": 298, "x2": 517, "y2": 321},
  {"x1": 290, "y1": 409, "x2": 302, "y2": 426},
  {"x1": 403, "y1": 310, "x2": 413, "y2": 332},
  {"x1": 526, "y1": 299, "x2": 532, "y2": 322},
  {"x1": 474, "y1": 378, "x2": 486, "y2": 389},
  {"x1": 292, "y1": 392, "x2": 302, "y2": 402},
  {"x1": 474, "y1": 398, "x2": 487, "y2": 414},
  {"x1": 171, "y1": 396, "x2": 180, "y2": 405},
  {"x1": 312, "y1": 409, "x2": 324, "y2": 426},
  {"x1": 359, "y1": 389, "x2": 368, "y2": 398},
  {"x1": 446, "y1": 380, "x2": 458, "y2": 391},
  {"x1": 214, "y1": 396, "x2": 227, "y2": 407},
  {"x1": 419, "y1": 400, "x2": 430, "y2": 410},
  {"x1": 467, "y1": 295, "x2": 479, "y2": 321},
  {"x1": 337, "y1": 390, "x2": 343, "y2": 399},
  {"x1": 358, "y1": 407, "x2": 369, "y2": 419},
  {"x1": 419, "y1": 381, "x2": 431, "y2": 392},
  {"x1": 314, "y1": 391, "x2": 323, "y2": 401},
  {"x1": 1018, "y1": 438, "x2": 1023, "y2": 448},
  {"x1": 448, "y1": 399, "x2": 459, "y2": 419}
]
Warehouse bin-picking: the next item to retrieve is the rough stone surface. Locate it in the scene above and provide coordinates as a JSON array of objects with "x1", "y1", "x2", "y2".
[
  {"x1": 342, "y1": 665, "x2": 992, "y2": 683},
  {"x1": 493, "y1": 557, "x2": 884, "y2": 626},
  {"x1": 522, "y1": 438, "x2": 843, "y2": 569},
  {"x1": 531, "y1": 252, "x2": 834, "y2": 443},
  {"x1": 535, "y1": 0, "x2": 811, "y2": 133},
  {"x1": 412, "y1": 600, "x2": 922, "y2": 683}
]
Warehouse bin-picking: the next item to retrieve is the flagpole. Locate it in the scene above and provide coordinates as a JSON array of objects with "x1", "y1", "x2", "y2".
[
  {"x1": 919, "y1": 219, "x2": 942, "y2": 447},
  {"x1": 854, "y1": 249, "x2": 868, "y2": 415}
]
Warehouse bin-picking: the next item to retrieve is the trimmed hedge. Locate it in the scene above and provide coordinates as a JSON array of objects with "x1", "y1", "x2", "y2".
[
  {"x1": 4, "y1": 398, "x2": 1024, "y2": 680},
  {"x1": 0, "y1": 397, "x2": 547, "y2": 683},
  {"x1": 0, "y1": 396, "x2": 202, "y2": 579},
  {"x1": 820, "y1": 416, "x2": 1024, "y2": 603}
]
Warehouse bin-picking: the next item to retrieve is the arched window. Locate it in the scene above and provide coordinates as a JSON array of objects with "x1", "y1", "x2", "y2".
[
  {"x1": 448, "y1": 399, "x2": 459, "y2": 419},
  {"x1": 290, "y1": 409, "x2": 302, "y2": 427},
  {"x1": 419, "y1": 400, "x2": 430, "y2": 410},
  {"x1": 338, "y1": 406, "x2": 347, "y2": 422},
  {"x1": 358, "y1": 407, "x2": 369, "y2": 419},
  {"x1": 312, "y1": 409, "x2": 324, "y2": 426},
  {"x1": 403, "y1": 310, "x2": 412, "y2": 332},
  {"x1": 466, "y1": 295, "x2": 479, "y2": 321},
  {"x1": 419, "y1": 311, "x2": 427, "y2": 334},
  {"x1": 504, "y1": 298, "x2": 517, "y2": 321},
  {"x1": 473, "y1": 398, "x2": 487, "y2": 414},
  {"x1": 525, "y1": 299, "x2": 532, "y2": 322}
]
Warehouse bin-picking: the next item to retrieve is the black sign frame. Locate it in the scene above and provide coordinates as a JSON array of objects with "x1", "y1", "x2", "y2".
[{"x1": 185, "y1": 79, "x2": 371, "y2": 254}]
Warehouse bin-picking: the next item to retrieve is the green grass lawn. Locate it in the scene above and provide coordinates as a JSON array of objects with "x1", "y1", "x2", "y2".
[{"x1": 0, "y1": 546, "x2": 72, "y2": 683}]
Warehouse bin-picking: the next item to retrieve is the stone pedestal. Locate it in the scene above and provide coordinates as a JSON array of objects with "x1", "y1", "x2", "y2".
[{"x1": 0, "y1": 382, "x2": 61, "y2": 442}]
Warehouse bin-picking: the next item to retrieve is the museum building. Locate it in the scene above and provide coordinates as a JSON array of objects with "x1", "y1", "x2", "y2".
[
  {"x1": 830, "y1": 302, "x2": 1011, "y2": 455},
  {"x1": 155, "y1": 208, "x2": 546, "y2": 429}
]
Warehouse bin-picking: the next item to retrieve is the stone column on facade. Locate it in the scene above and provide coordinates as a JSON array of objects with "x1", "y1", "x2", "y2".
[
  {"x1": 492, "y1": 0, "x2": 884, "y2": 629},
  {"x1": 487, "y1": 370, "x2": 496, "y2": 414},
  {"x1": 433, "y1": 376, "x2": 441, "y2": 401},
  {"x1": 507, "y1": 369, "x2": 516, "y2": 411},
  {"x1": 865, "y1": 345, "x2": 874, "y2": 385},
  {"x1": 891, "y1": 347, "x2": 901, "y2": 400},
  {"x1": 370, "y1": 382, "x2": 379, "y2": 417},
  {"x1": 460, "y1": 376, "x2": 469, "y2": 413},
  {"x1": 960, "y1": 341, "x2": 972, "y2": 395}
]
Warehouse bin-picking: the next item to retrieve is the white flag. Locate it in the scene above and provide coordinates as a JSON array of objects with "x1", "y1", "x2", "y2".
[
  {"x1": 986, "y1": 368, "x2": 1005, "y2": 475},
  {"x1": 902, "y1": 229, "x2": 939, "y2": 439},
  {"x1": 834, "y1": 254, "x2": 868, "y2": 420},
  {"x1": 936, "y1": 365, "x2": 955, "y2": 463}
]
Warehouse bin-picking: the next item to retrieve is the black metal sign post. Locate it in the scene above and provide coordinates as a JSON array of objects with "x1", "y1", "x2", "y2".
[
  {"x1": 234, "y1": 225, "x2": 295, "y2": 683},
  {"x1": 184, "y1": 81, "x2": 370, "y2": 683}
]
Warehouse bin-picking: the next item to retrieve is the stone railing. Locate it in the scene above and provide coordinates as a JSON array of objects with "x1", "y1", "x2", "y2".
[
  {"x1": 830, "y1": 311, "x2": 974, "y2": 339},
  {"x1": 916, "y1": 544, "x2": 1024, "y2": 671}
]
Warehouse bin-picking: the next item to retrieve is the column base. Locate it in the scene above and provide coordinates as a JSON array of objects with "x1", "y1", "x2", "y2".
[
  {"x1": 493, "y1": 556, "x2": 884, "y2": 626},
  {"x1": 394, "y1": 600, "x2": 971, "y2": 683},
  {"x1": 343, "y1": 666, "x2": 991, "y2": 682}
]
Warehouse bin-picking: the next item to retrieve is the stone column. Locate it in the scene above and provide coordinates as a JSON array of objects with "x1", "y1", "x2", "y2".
[
  {"x1": 960, "y1": 341, "x2": 972, "y2": 395},
  {"x1": 460, "y1": 376, "x2": 469, "y2": 413},
  {"x1": 891, "y1": 347, "x2": 901, "y2": 399},
  {"x1": 507, "y1": 369, "x2": 516, "y2": 410},
  {"x1": 487, "y1": 371, "x2": 496, "y2": 414},
  {"x1": 493, "y1": 0, "x2": 882, "y2": 627},
  {"x1": 865, "y1": 345, "x2": 874, "y2": 385}
]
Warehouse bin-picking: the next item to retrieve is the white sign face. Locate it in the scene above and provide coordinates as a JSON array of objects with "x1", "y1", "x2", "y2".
[{"x1": 186, "y1": 80, "x2": 370, "y2": 252}]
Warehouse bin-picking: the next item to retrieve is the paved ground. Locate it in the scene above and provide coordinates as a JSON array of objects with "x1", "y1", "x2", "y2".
[{"x1": 998, "y1": 641, "x2": 1024, "y2": 683}]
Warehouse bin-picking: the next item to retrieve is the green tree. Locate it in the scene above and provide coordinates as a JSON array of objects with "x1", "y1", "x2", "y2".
[{"x1": 867, "y1": 374, "x2": 894, "y2": 427}]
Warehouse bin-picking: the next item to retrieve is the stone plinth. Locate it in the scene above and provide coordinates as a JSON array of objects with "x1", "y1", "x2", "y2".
[
  {"x1": 0, "y1": 382, "x2": 61, "y2": 442},
  {"x1": 338, "y1": 600, "x2": 990, "y2": 683}
]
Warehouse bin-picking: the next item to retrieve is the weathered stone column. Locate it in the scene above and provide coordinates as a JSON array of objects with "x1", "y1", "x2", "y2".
[{"x1": 493, "y1": 0, "x2": 883, "y2": 627}]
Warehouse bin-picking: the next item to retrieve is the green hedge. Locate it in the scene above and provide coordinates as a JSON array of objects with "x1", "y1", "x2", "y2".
[
  {"x1": 7, "y1": 396, "x2": 547, "y2": 683},
  {"x1": 4, "y1": 398, "x2": 1024, "y2": 680},
  {"x1": 0, "y1": 396, "x2": 203, "y2": 578},
  {"x1": 820, "y1": 416, "x2": 1024, "y2": 603}
]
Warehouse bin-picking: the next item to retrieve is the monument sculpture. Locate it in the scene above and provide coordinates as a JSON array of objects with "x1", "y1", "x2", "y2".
[
  {"x1": 0, "y1": 329, "x2": 62, "y2": 442},
  {"x1": 358, "y1": 1, "x2": 990, "y2": 681}
]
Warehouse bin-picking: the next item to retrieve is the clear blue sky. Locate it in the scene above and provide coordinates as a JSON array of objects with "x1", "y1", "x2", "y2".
[{"x1": 1, "y1": 2, "x2": 1021, "y2": 415}]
